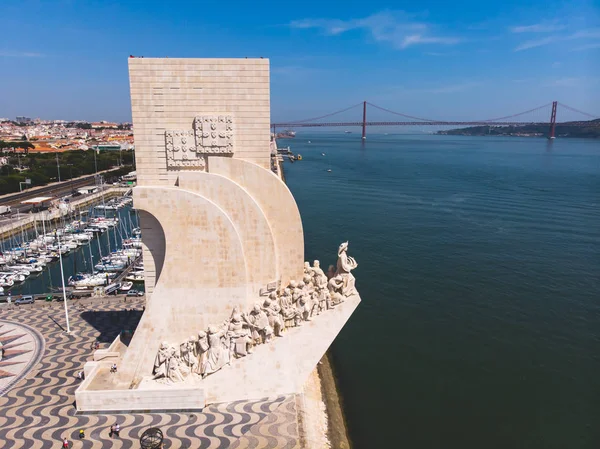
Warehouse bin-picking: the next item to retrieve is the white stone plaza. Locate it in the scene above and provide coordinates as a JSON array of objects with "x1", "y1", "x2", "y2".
[{"x1": 75, "y1": 58, "x2": 361, "y2": 412}]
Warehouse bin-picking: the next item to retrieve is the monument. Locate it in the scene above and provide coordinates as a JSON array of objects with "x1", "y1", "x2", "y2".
[{"x1": 75, "y1": 58, "x2": 361, "y2": 412}]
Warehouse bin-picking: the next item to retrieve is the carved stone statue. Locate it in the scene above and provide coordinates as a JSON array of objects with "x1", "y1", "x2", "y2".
[
  {"x1": 195, "y1": 331, "x2": 209, "y2": 375},
  {"x1": 289, "y1": 280, "x2": 301, "y2": 302},
  {"x1": 263, "y1": 296, "x2": 283, "y2": 337},
  {"x1": 303, "y1": 274, "x2": 315, "y2": 290},
  {"x1": 153, "y1": 341, "x2": 171, "y2": 380},
  {"x1": 312, "y1": 260, "x2": 330, "y2": 312},
  {"x1": 227, "y1": 312, "x2": 253, "y2": 358},
  {"x1": 151, "y1": 242, "x2": 361, "y2": 384},
  {"x1": 335, "y1": 241, "x2": 358, "y2": 297},
  {"x1": 245, "y1": 303, "x2": 273, "y2": 344},
  {"x1": 180, "y1": 336, "x2": 198, "y2": 372},
  {"x1": 298, "y1": 280, "x2": 317, "y2": 320},
  {"x1": 202, "y1": 325, "x2": 229, "y2": 378},
  {"x1": 328, "y1": 274, "x2": 345, "y2": 305},
  {"x1": 167, "y1": 346, "x2": 186, "y2": 383},
  {"x1": 312, "y1": 260, "x2": 327, "y2": 287},
  {"x1": 280, "y1": 287, "x2": 300, "y2": 328},
  {"x1": 304, "y1": 261, "x2": 314, "y2": 278}
]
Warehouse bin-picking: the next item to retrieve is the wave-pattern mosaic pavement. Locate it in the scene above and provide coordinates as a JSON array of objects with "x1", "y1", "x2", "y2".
[{"x1": 0, "y1": 300, "x2": 301, "y2": 448}]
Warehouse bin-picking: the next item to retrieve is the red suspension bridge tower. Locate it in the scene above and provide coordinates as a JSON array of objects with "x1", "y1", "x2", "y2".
[
  {"x1": 549, "y1": 101, "x2": 557, "y2": 139},
  {"x1": 362, "y1": 101, "x2": 367, "y2": 140}
]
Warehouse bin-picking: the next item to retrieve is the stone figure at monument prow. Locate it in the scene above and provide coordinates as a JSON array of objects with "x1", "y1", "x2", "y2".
[
  {"x1": 75, "y1": 58, "x2": 361, "y2": 412},
  {"x1": 146, "y1": 249, "x2": 358, "y2": 384}
]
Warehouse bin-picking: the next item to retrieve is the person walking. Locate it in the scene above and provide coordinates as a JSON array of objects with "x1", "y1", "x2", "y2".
[
  {"x1": 62, "y1": 437, "x2": 69, "y2": 448},
  {"x1": 114, "y1": 423, "x2": 120, "y2": 437},
  {"x1": 79, "y1": 429, "x2": 85, "y2": 439}
]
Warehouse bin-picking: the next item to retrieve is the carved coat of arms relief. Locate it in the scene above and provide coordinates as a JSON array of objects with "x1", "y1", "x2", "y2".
[{"x1": 165, "y1": 115, "x2": 234, "y2": 169}]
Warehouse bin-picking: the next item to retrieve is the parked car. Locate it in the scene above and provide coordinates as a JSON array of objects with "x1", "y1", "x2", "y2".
[
  {"x1": 15, "y1": 295, "x2": 35, "y2": 305},
  {"x1": 126, "y1": 289, "x2": 144, "y2": 297}
]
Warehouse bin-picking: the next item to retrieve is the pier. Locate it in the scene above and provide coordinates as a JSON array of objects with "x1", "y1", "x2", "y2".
[{"x1": 0, "y1": 187, "x2": 130, "y2": 241}]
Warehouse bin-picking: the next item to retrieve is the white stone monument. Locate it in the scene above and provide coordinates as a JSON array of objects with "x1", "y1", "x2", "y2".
[{"x1": 75, "y1": 58, "x2": 361, "y2": 412}]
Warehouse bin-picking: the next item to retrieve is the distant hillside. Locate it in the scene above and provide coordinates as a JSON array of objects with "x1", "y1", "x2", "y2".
[{"x1": 437, "y1": 119, "x2": 600, "y2": 138}]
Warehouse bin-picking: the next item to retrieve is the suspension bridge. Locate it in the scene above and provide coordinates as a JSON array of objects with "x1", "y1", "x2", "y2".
[{"x1": 271, "y1": 101, "x2": 599, "y2": 139}]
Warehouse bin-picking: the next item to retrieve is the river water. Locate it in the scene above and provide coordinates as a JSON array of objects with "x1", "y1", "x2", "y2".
[{"x1": 283, "y1": 134, "x2": 600, "y2": 449}]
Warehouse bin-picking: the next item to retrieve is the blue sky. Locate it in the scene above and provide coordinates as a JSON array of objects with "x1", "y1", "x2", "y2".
[{"x1": 1, "y1": 0, "x2": 599, "y2": 122}]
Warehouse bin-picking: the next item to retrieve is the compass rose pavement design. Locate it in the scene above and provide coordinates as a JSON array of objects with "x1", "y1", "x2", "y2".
[{"x1": 0, "y1": 319, "x2": 45, "y2": 396}]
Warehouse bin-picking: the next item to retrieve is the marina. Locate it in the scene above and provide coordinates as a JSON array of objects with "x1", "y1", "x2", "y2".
[{"x1": 0, "y1": 193, "x2": 143, "y2": 298}]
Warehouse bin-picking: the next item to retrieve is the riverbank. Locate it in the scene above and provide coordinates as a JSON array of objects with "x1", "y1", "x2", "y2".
[
  {"x1": 319, "y1": 353, "x2": 352, "y2": 448},
  {"x1": 297, "y1": 353, "x2": 352, "y2": 448}
]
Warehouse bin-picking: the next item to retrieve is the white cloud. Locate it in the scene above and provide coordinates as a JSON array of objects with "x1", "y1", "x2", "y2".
[
  {"x1": 0, "y1": 51, "x2": 43, "y2": 57},
  {"x1": 289, "y1": 10, "x2": 462, "y2": 50},
  {"x1": 514, "y1": 27, "x2": 600, "y2": 51},
  {"x1": 514, "y1": 36, "x2": 558, "y2": 51},
  {"x1": 510, "y1": 23, "x2": 565, "y2": 33},
  {"x1": 569, "y1": 28, "x2": 600, "y2": 39}
]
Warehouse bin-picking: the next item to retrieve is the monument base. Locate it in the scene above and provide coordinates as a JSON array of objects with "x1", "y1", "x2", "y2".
[{"x1": 75, "y1": 294, "x2": 360, "y2": 413}]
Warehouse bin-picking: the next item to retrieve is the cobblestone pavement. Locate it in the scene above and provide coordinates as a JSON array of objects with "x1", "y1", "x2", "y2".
[
  {"x1": 0, "y1": 299, "x2": 301, "y2": 449},
  {"x1": 0, "y1": 319, "x2": 45, "y2": 396}
]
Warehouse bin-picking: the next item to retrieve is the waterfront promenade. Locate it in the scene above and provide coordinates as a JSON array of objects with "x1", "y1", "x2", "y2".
[{"x1": 0, "y1": 298, "x2": 302, "y2": 448}]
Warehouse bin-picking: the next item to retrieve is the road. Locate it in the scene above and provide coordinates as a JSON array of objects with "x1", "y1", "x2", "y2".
[
  {"x1": 0, "y1": 168, "x2": 130, "y2": 219},
  {"x1": 0, "y1": 174, "x2": 101, "y2": 207}
]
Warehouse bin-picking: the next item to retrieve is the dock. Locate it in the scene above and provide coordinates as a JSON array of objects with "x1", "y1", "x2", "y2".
[
  {"x1": 0, "y1": 186, "x2": 130, "y2": 241},
  {"x1": 113, "y1": 254, "x2": 143, "y2": 284}
]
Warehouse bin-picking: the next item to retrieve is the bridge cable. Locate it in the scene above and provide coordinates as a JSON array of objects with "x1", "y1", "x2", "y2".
[
  {"x1": 366, "y1": 102, "x2": 438, "y2": 122},
  {"x1": 279, "y1": 102, "x2": 364, "y2": 124},
  {"x1": 368, "y1": 101, "x2": 554, "y2": 124},
  {"x1": 558, "y1": 103, "x2": 599, "y2": 120},
  {"x1": 479, "y1": 103, "x2": 553, "y2": 122}
]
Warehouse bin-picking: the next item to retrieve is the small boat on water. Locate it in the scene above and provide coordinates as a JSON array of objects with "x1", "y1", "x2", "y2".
[
  {"x1": 327, "y1": 169, "x2": 332, "y2": 172},
  {"x1": 321, "y1": 153, "x2": 325, "y2": 156},
  {"x1": 119, "y1": 281, "x2": 133, "y2": 292},
  {"x1": 125, "y1": 272, "x2": 145, "y2": 282},
  {"x1": 308, "y1": 141, "x2": 311, "y2": 144},
  {"x1": 296, "y1": 154, "x2": 303, "y2": 161}
]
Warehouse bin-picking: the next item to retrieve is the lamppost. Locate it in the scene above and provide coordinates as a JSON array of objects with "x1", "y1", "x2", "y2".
[
  {"x1": 55, "y1": 228, "x2": 71, "y2": 333},
  {"x1": 56, "y1": 154, "x2": 61, "y2": 182}
]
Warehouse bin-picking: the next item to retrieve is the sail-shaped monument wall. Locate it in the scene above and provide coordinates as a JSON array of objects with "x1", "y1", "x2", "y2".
[{"x1": 75, "y1": 58, "x2": 360, "y2": 411}]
